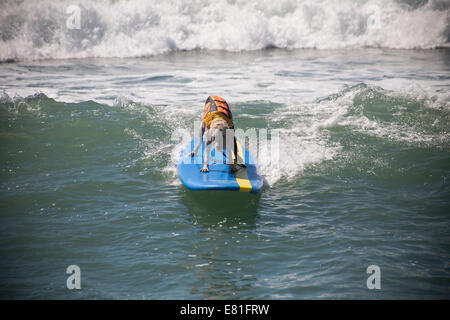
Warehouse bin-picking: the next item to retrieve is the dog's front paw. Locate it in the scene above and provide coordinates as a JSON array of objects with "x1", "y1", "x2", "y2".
[{"x1": 200, "y1": 166, "x2": 209, "y2": 172}]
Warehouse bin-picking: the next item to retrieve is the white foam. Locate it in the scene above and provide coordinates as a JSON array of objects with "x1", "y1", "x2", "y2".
[
  {"x1": 318, "y1": 84, "x2": 448, "y2": 146},
  {"x1": 259, "y1": 81, "x2": 450, "y2": 184},
  {"x1": 1, "y1": 0, "x2": 448, "y2": 62},
  {"x1": 375, "y1": 79, "x2": 450, "y2": 110},
  {"x1": 255, "y1": 90, "x2": 357, "y2": 185}
]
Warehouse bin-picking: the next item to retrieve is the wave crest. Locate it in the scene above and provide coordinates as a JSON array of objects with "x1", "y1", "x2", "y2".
[{"x1": 1, "y1": 0, "x2": 449, "y2": 62}]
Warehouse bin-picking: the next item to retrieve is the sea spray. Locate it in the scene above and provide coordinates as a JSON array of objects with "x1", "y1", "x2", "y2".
[{"x1": 1, "y1": 0, "x2": 449, "y2": 62}]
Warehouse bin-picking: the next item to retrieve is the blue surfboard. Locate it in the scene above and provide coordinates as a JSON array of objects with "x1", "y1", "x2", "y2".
[{"x1": 177, "y1": 138, "x2": 263, "y2": 193}]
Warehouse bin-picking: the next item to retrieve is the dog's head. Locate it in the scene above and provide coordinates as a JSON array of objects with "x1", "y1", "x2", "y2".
[{"x1": 210, "y1": 119, "x2": 231, "y2": 151}]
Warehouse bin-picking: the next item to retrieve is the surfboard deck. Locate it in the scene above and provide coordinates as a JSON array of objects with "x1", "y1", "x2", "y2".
[{"x1": 177, "y1": 138, "x2": 263, "y2": 193}]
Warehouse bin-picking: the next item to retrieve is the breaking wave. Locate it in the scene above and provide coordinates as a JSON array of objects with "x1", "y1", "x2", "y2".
[{"x1": 1, "y1": 0, "x2": 449, "y2": 62}]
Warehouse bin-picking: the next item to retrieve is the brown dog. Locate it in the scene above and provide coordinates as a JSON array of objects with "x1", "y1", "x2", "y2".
[{"x1": 190, "y1": 96, "x2": 245, "y2": 172}]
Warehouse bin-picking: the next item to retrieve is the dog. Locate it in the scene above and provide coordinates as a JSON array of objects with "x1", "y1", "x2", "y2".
[{"x1": 189, "y1": 96, "x2": 245, "y2": 172}]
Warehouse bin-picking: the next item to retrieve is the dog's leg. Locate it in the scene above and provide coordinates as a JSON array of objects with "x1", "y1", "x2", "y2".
[
  {"x1": 201, "y1": 134, "x2": 212, "y2": 172},
  {"x1": 230, "y1": 130, "x2": 246, "y2": 169},
  {"x1": 224, "y1": 129, "x2": 245, "y2": 172},
  {"x1": 190, "y1": 122, "x2": 205, "y2": 157}
]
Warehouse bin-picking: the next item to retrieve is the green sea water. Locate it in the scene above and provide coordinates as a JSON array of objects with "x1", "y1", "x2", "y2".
[{"x1": 0, "y1": 48, "x2": 449, "y2": 299}]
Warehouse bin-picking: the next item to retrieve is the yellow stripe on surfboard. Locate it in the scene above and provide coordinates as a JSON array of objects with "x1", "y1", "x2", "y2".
[{"x1": 233, "y1": 140, "x2": 252, "y2": 192}]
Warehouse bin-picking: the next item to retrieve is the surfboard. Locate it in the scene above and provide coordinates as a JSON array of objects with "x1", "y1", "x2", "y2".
[{"x1": 177, "y1": 137, "x2": 263, "y2": 193}]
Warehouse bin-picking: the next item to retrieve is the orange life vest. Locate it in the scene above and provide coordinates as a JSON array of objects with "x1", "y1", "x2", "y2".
[{"x1": 203, "y1": 96, "x2": 234, "y2": 129}]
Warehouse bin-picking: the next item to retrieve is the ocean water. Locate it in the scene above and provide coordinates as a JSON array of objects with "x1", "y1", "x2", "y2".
[{"x1": 0, "y1": 0, "x2": 450, "y2": 299}]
